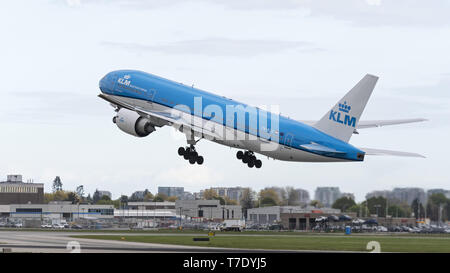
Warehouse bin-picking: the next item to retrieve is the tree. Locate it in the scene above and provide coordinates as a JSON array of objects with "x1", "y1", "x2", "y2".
[
  {"x1": 203, "y1": 189, "x2": 218, "y2": 200},
  {"x1": 93, "y1": 190, "x2": 101, "y2": 203},
  {"x1": 119, "y1": 195, "x2": 129, "y2": 206},
  {"x1": 153, "y1": 193, "x2": 168, "y2": 202},
  {"x1": 258, "y1": 189, "x2": 280, "y2": 205},
  {"x1": 366, "y1": 196, "x2": 388, "y2": 217},
  {"x1": 67, "y1": 192, "x2": 79, "y2": 204},
  {"x1": 86, "y1": 194, "x2": 93, "y2": 203},
  {"x1": 167, "y1": 196, "x2": 178, "y2": 202},
  {"x1": 426, "y1": 193, "x2": 449, "y2": 222},
  {"x1": 309, "y1": 200, "x2": 324, "y2": 208},
  {"x1": 52, "y1": 176, "x2": 63, "y2": 192},
  {"x1": 388, "y1": 204, "x2": 409, "y2": 218},
  {"x1": 143, "y1": 192, "x2": 154, "y2": 201},
  {"x1": 332, "y1": 197, "x2": 356, "y2": 212},
  {"x1": 286, "y1": 187, "x2": 300, "y2": 206},
  {"x1": 101, "y1": 195, "x2": 111, "y2": 201},
  {"x1": 260, "y1": 197, "x2": 277, "y2": 207},
  {"x1": 213, "y1": 196, "x2": 225, "y2": 205},
  {"x1": 224, "y1": 197, "x2": 238, "y2": 205},
  {"x1": 44, "y1": 190, "x2": 69, "y2": 203},
  {"x1": 240, "y1": 188, "x2": 255, "y2": 218},
  {"x1": 76, "y1": 185, "x2": 85, "y2": 199}
]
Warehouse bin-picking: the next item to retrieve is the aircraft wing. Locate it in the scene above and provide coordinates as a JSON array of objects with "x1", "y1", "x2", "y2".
[
  {"x1": 98, "y1": 93, "x2": 223, "y2": 140},
  {"x1": 359, "y1": 147, "x2": 425, "y2": 158},
  {"x1": 301, "y1": 118, "x2": 427, "y2": 131}
]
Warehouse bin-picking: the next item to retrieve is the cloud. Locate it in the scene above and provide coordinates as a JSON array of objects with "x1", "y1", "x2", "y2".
[
  {"x1": 76, "y1": 0, "x2": 450, "y2": 27},
  {"x1": 101, "y1": 38, "x2": 318, "y2": 57}
]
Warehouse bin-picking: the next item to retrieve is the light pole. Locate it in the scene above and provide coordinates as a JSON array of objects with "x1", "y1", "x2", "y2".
[{"x1": 374, "y1": 204, "x2": 381, "y2": 226}]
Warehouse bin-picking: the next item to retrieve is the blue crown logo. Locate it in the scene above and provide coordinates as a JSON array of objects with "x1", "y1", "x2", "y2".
[{"x1": 338, "y1": 101, "x2": 351, "y2": 113}]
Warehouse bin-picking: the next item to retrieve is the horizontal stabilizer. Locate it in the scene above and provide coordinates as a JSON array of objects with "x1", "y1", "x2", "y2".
[
  {"x1": 359, "y1": 147, "x2": 425, "y2": 158},
  {"x1": 357, "y1": 118, "x2": 428, "y2": 129},
  {"x1": 301, "y1": 143, "x2": 346, "y2": 154},
  {"x1": 301, "y1": 118, "x2": 428, "y2": 130}
]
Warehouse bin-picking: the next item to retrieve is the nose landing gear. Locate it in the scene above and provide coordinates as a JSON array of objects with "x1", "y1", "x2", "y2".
[
  {"x1": 236, "y1": 150, "x2": 262, "y2": 168},
  {"x1": 178, "y1": 146, "x2": 204, "y2": 165}
]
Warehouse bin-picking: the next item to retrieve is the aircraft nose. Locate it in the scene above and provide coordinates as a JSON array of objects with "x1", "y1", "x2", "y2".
[{"x1": 99, "y1": 73, "x2": 113, "y2": 93}]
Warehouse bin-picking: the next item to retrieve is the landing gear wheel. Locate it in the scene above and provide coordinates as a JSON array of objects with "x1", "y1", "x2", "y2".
[
  {"x1": 247, "y1": 160, "x2": 255, "y2": 168},
  {"x1": 238, "y1": 150, "x2": 262, "y2": 169},
  {"x1": 178, "y1": 147, "x2": 185, "y2": 156},
  {"x1": 197, "y1": 156, "x2": 204, "y2": 165},
  {"x1": 242, "y1": 154, "x2": 249, "y2": 163},
  {"x1": 189, "y1": 157, "x2": 196, "y2": 164},
  {"x1": 255, "y1": 159, "x2": 262, "y2": 168}
]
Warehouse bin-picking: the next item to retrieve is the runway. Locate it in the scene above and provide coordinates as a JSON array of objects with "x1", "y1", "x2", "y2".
[{"x1": 0, "y1": 231, "x2": 301, "y2": 253}]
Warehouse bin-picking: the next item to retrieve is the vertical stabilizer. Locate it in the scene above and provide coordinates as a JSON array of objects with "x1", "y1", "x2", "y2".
[{"x1": 314, "y1": 74, "x2": 378, "y2": 142}]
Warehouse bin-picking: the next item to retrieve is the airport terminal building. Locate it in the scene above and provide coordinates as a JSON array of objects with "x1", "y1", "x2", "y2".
[{"x1": 0, "y1": 202, "x2": 114, "y2": 221}]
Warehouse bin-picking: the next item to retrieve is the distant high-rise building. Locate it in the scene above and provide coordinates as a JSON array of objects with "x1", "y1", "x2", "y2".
[
  {"x1": 391, "y1": 188, "x2": 426, "y2": 205},
  {"x1": 314, "y1": 187, "x2": 341, "y2": 207},
  {"x1": 208, "y1": 187, "x2": 247, "y2": 202},
  {"x1": 427, "y1": 189, "x2": 450, "y2": 199},
  {"x1": 365, "y1": 190, "x2": 391, "y2": 200},
  {"x1": 193, "y1": 192, "x2": 203, "y2": 200},
  {"x1": 296, "y1": 189, "x2": 310, "y2": 205},
  {"x1": 181, "y1": 191, "x2": 195, "y2": 200},
  {"x1": 158, "y1": 187, "x2": 184, "y2": 198},
  {"x1": 366, "y1": 188, "x2": 426, "y2": 205}
]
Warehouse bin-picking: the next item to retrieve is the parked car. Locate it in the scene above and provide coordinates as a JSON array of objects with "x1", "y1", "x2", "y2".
[
  {"x1": 327, "y1": 215, "x2": 339, "y2": 222},
  {"x1": 377, "y1": 226, "x2": 388, "y2": 232},
  {"x1": 52, "y1": 223, "x2": 65, "y2": 229},
  {"x1": 352, "y1": 218, "x2": 365, "y2": 225},
  {"x1": 339, "y1": 215, "x2": 352, "y2": 221},
  {"x1": 363, "y1": 219, "x2": 378, "y2": 225}
]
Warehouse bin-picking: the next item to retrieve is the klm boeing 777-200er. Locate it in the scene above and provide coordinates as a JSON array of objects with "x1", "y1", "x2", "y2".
[{"x1": 98, "y1": 70, "x2": 426, "y2": 169}]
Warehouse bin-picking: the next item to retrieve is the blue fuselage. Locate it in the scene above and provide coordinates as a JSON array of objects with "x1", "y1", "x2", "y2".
[{"x1": 99, "y1": 70, "x2": 364, "y2": 161}]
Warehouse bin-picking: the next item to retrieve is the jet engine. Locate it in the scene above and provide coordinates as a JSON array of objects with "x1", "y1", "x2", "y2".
[{"x1": 113, "y1": 108, "x2": 155, "y2": 137}]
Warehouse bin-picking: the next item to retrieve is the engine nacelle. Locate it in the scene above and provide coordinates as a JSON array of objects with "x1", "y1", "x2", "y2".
[{"x1": 113, "y1": 108, "x2": 155, "y2": 137}]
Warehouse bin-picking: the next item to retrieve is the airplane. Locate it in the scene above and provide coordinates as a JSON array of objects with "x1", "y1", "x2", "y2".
[{"x1": 98, "y1": 70, "x2": 427, "y2": 169}]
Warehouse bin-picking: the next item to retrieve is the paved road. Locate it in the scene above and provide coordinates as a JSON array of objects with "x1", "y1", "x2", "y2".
[{"x1": 0, "y1": 231, "x2": 305, "y2": 253}]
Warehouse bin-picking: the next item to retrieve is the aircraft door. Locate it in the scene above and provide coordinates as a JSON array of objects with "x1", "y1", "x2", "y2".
[
  {"x1": 284, "y1": 133, "x2": 293, "y2": 149},
  {"x1": 146, "y1": 88, "x2": 156, "y2": 102}
]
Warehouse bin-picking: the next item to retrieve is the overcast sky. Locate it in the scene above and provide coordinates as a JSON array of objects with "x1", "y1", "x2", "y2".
[{"x1": 0, "y1": 0, "x2": 449, "y2": 201}]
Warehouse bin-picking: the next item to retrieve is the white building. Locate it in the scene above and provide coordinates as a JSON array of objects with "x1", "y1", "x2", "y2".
[{"x1": 176, "y1": 200, "x2": 242, "y2": 220}]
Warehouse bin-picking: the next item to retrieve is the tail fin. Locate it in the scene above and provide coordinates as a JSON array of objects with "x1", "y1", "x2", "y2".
[{"x1": 314, "y1": 74, "x2": 378, "y2": 142}]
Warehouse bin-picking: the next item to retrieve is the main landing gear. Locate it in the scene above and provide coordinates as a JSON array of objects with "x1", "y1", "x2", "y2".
[
  {"x1": 236, "y1": 150, "x2": 262, "y2": 168},
  {"x1": 178, "y1": 145, "x2": 204, "y2": 165}
]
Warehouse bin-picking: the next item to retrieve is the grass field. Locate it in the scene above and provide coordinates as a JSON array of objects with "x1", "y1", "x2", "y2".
[{"x1": 72, "y1": 234, "x2": 450, "y2": 252}]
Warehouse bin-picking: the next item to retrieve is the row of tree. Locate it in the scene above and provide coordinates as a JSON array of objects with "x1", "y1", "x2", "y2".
[{"x1": 330, "y1": 194, "x2": 450, "y2": 222}]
